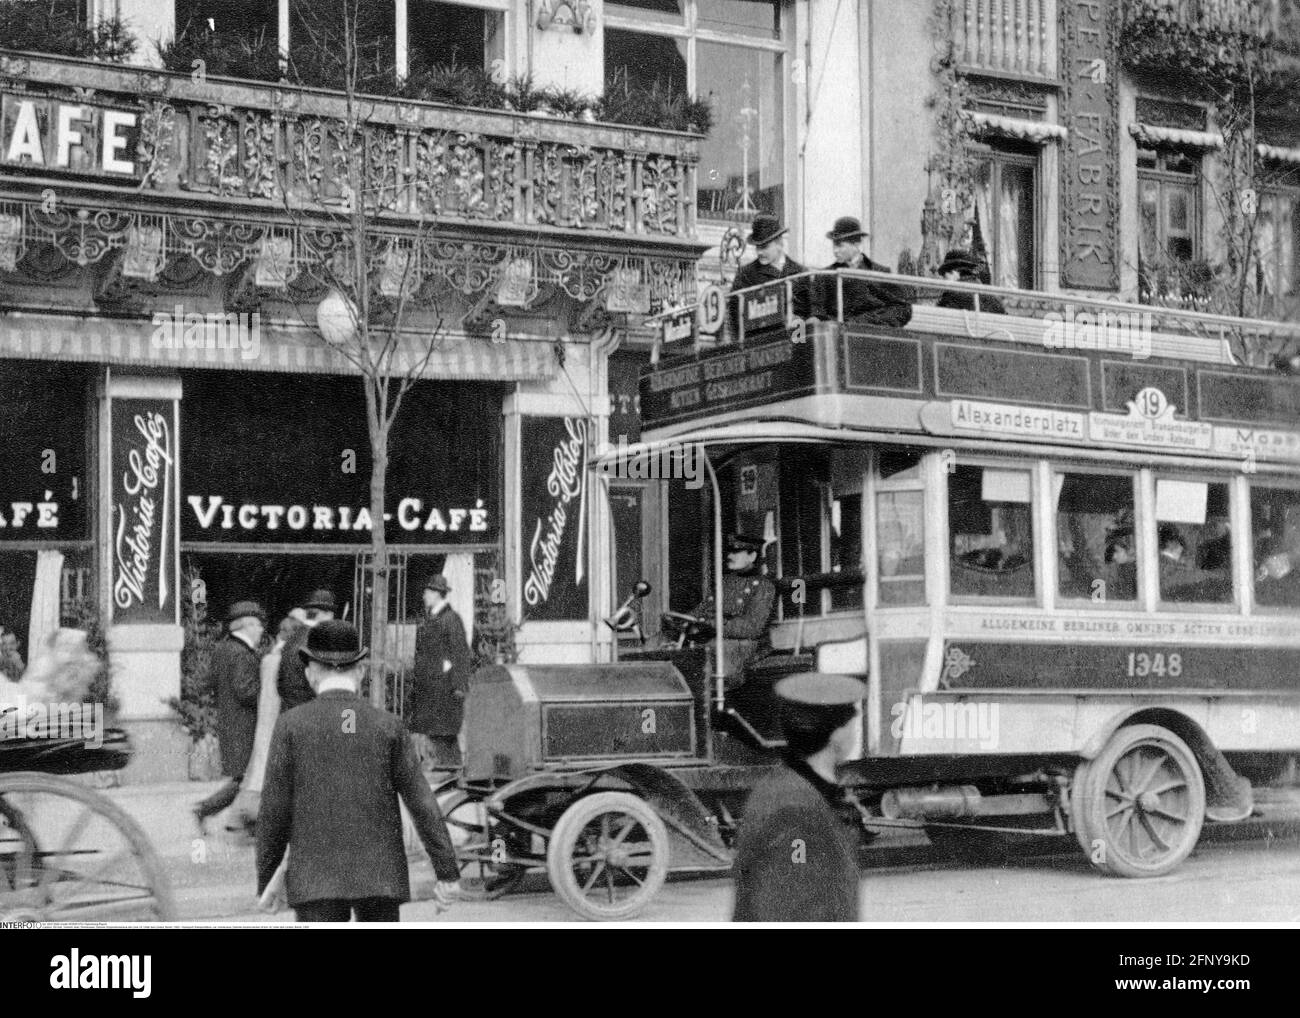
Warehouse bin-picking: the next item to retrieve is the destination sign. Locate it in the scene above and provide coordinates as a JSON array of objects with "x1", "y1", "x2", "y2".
[{"x1": 640, "y1": 337, "x2": 818, "y2": 427}]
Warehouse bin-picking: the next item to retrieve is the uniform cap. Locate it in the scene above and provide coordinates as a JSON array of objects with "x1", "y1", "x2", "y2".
[{"x1": 775, "y1": 673, "x2": 867, "y2": 707}]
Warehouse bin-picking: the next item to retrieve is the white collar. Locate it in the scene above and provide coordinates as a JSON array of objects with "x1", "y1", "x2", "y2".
[
  {"x1": 430, "y1": 601, "x2": 449, "y2": 617},
  {"x1": 231, "y1": 630, "x2": 258, "y2": 651},
  {"x1": 315, "y1": 675, "x2": 358, "y2": 695}
]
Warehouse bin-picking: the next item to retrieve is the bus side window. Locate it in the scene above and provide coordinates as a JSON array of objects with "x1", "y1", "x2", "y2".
[
  {"x1": 1055, "y1": 470, "x2": 1137, "y2": 603},
  {"x1": 1251, "y1": 484, "x2": 1300, "y2": 610},
  {"x1": 948, "y1": 464, "x2": 1035, "y2": 600},
  {"x1": 1155, "y1": 479, "x2": 1233, "y2": 605}
]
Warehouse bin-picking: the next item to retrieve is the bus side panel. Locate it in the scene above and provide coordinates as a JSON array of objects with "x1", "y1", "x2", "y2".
[{"x1": 876, "y1": 640, "x2": 928, "y2": 756}]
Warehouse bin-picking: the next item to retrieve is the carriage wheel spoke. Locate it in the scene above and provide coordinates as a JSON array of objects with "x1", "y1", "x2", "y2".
[{"x1": 580, "y1": 861, "x2": 607, "y2": 895}]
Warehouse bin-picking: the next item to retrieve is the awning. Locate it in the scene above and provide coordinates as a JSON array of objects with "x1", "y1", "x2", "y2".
[
  {"x1": 968, "y1": 112, "x2": 1068, "y2": 144},
  {"x1": 0, "y1": 313, "x2": 557, "y2": 381},
  {"x1": 1129, "y1": 122, "x2": 1224, "y2": 151},
  {"x1": 1258, "y1": 143, "x2": 1300, "y2": 166}
]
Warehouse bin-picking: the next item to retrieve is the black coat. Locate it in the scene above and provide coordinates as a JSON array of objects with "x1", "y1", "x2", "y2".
[
  {"x1": 937, "y1": 289, "x2": 1007, "y2": 314},
  {"x1": 729, "y1": 256, "x2": 812, "y2": 331},
  {"x1": 815, "y1": 254, "x2": 914, "y2": 326},
  {"x1": 276, "y1": 624, "x2": 314, "y2": 713},
  {"x1": 256, "y1": 689, "x2": 460, "y2": 906},
  {"x1": 731, "y1": 756, "x2": 861, "y2": 922},
  {"x1": 211, "y1": 634, "x2": 261, "y2": 777},
  {"x1": 408, "y1": 606, "x2": 473, "y2": 738}
]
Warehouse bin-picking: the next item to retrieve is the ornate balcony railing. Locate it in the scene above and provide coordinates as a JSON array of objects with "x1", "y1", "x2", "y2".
[
  {"x1": 1130, "y1": 0, "x2": 1300, "y2": 47},
  {"x1": 0, "y1": 50, "x2": 701, "y2": 246},
  {"x1": 951, "y1": 0, "x2": 1057, "y2": 78}
]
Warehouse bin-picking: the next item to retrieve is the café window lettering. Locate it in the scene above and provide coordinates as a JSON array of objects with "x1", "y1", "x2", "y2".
[{"x1": 605, "y1": 0, "x2": 785, "y2": 222}]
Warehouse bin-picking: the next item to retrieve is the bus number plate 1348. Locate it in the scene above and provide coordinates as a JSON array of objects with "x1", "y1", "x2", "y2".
[{"x1": 1126, "y1": 651, "x2": 1184, "y2": 679}]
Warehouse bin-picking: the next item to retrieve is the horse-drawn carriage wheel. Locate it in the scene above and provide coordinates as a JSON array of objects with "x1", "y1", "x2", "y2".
[
  {"x1": 1073, "y1": 725, "x2": 1205, "y2": 878},
  {"x1": 0, "y1": 773, "x2": 176, "y2": 921},
  {"x1": 546, "y1": 791, "x2": 669, "y2": 922},
  {"x1": 438, "y1": 789, "x2": 527, "y2": 901}
]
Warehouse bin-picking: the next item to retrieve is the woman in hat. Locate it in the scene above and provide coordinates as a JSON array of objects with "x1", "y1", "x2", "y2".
[
  {"x1": 732, "y1": 673, "x2": 866, "y2": 922},
  {"x1": 935, "y1": 249, "x2": 1006, "y2": 314},
  {"x1": 728, "y1": 214, "x2": 811, "y2": 330},
  {"x1": 815, "y1": 216, "x2": 914, "y2": 326}
]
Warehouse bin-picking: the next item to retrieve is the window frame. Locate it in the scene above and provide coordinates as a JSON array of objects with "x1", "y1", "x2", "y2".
[
  {"x1": 968, "y1": 140, "x2": 1041, "y2": 291},
  {"x1": 1247, "y1": 477, "x2": 1300, "y2": 616},
  {"x1": 1149, "y1": 469, "x2": 1239, "y2": 612},
  {"x1": 945, "y1": 456, "x2": 1041, "y2": 607},
  {"x1": 1137, "y1": 147, "x2": 1204, "y2": 273},
  {"x1": 1253, "y1": 183, "x2": 1300, "y2": 307},
  {"x1": 1050, "y1": 464, "x2": 1143, "y2": 611}
]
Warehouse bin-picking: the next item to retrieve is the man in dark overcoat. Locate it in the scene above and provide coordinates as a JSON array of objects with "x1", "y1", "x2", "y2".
[
  {"x1": 814, "y1": 216, "x2": 914, "y2": 326},
  {"x1": 687, "y1": 533, "x2": 776, "y2": 688},
  {"x1": 256, "y1": 620, "x2": 461, "y2": 922},
  {"x1": 729, "y1": 213, "x2": 812, "y2": 335},
  {"x1": 408, "y1": 574, "x2": 474, "y2": 771},
  {"x1": 732, "y1": 673, "x2": 866, "y2": 922},
  {"x1": 277, "y1": 588, "x2": 336, "y2": 712},
  {"x1": 193, "y1": 600, "x2": 265, "y2": 834}
]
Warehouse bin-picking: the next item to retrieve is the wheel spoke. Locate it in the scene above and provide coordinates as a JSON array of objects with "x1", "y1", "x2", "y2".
[
  {"x1": 1128, "y1": 750, "x2": 1165, "y2": 797},
  {"x1": 1138, "y1": 811, "x2": 1171, "y2": 854},
  {"x1": 580, "y1": 861, "x2": 607, "y2": 895},
  {"x1": 1144, "y1": 778, "x2": 1188, "y2": 796},
  {"x1": 612, "y1": 866, "x2": 645, "y2": 888},
  {"x1": 604, "y1": 860, "x2": 616, "y2": 904},
  {"x1": 608, "y1": 817, "x2": 638, "y2": 850},
  {"x1": 1146, "y1": 806, "x2": 1188, "y2": 825},
  {"x1": 38, "y1": 805, "x2": 95, "y2": 897}
]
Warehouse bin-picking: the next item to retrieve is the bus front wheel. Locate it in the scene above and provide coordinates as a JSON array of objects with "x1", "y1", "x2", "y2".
[{"x1": 1073, "y1": 724, "x2": 1206, "y2": 878}]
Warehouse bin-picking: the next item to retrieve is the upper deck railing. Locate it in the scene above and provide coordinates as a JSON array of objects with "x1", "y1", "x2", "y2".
[{"x1": 0, "y1": 49, "x2": 701, "y2": 246}]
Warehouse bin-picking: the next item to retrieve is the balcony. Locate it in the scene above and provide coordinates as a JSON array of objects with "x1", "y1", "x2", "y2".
[
  {"x1": 1124, "y1": 0, "x2": 1300, "y2": 56},
  {"x1": 950, "y1": 0, "x2": 1058, "y2": 79}
]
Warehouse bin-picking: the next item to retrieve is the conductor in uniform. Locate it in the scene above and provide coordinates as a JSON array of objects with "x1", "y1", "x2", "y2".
[
  {"x1": 408, "y1": 574, "x2": 474, "y2": 771},
  {"x1": 688, "y1": 533, "x2": 776, "y2": 687},
  {"x1": 732, "y1": 673, "x2": 866, "y2": 922}
]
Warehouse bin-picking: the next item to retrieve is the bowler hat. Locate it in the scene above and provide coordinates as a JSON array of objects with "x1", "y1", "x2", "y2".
[
  {"x1": 725, "y1": 533, "x2": 766, "y2": 554},
  {"x1": 424, "y1": 573, "x2": 451, "y2": 594},
  {"x1": 826, "y1": 216, "x2": 868, "y2": 243},
  {"x1": 301, "y1": 589, "x2": 338, "y2": 613},
  {"x1": 226, "y1": 600, "x2": 266, "y2": 624},
  {"x1": 298, "y1": 619, "x2": 369, "y2": 668},
  {"x1": 937, "y1": 249, "x2": 983, "y2": 277},
  {"x1": 747, "y1": 213, "x2": 789, "y2": 248}
]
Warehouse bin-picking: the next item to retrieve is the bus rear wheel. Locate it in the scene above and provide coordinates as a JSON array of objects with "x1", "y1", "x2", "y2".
[{"x1": 1074, "y1": 725, "x2": 1205, "y2": 878}]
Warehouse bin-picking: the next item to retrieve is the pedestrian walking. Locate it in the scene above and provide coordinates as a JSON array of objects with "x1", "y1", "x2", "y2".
[
  {"x1": 277, "y1": 589, "x2": 336, "y2": 712},
  {"x1": 408, "y1": 574, "x2": 473, "y2": 772},
  {"x1": 255, "y1": 619, "x2": 461, "y2": 922},
  {"x1": 193, "y1": 600, "x2": 265, "y2": 835},
  {"x1": 731, "y1": 672, "x2": 866, "y2": 922}
]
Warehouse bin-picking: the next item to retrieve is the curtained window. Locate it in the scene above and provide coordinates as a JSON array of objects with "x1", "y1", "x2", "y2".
[
  {"x1": 968, "y1": 145, "x2": 1037, "y2": 289},
  {"x1": 1137, "y1": 148, "x2": 1202, "y2": 302},
  {"x1": 1251, "y1": 186, "x2": 1299, "y2": 313}
]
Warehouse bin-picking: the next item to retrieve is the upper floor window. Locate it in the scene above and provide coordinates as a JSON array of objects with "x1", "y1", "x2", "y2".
[
  {"x1": 176, "y1": 0, "x2": 276, "y2": 40},
  {"x1": 1138, "y1": 147, "x2": 1202, "y2": 301},
  {"x1": 969, "y1": 143, "x2": 1037, "y2": 289},
  {"x1": 605, "y1": 0, "x2": 785, "y2": 222},
  {"x1": 1251, "y1": 185, "x2": 1300, "y2": 315},
  {"x1": 408, "y1": 0, "x2": 506, "y2": 73}
]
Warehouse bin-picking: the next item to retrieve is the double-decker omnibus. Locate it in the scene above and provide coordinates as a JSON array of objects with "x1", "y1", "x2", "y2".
[{"x1": 626, "y1": 269, "x2": 1300, "y2": 878}]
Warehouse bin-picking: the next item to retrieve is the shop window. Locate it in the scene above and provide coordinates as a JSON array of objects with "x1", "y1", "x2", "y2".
[
  {"x1": 1055, "y1": 470, "x2": 1138, "y2": 604},
  {"x1": 1154, "y1": 478, "x2": 1233, "y2": 605},
  {"x1": 175, "y1": 0, "x2": 276, "y2": 38},
  {"x1": 1251, "y1": 484, "x2": 1300, "y2": 609},
  {"x1": 969, "y1": 144, "x2": 1037, "y2": 289},
  {"x1": 1138, "y1": 148, "x2": 1203, "y2": 303},
  {"x1": 605, "y1": 0, "x2": 785, "y2": 223},
  {"x1": 949, "y1": 464, "x2": 1035, "y2": 600},
  {"x1": 408, "y1": 1, "x2": 505, "y2": 72}
]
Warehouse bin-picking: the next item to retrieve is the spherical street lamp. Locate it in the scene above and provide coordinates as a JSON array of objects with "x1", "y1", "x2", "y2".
[{"x1": 316, "y1": 288, "x2": 359, "y2": 347}]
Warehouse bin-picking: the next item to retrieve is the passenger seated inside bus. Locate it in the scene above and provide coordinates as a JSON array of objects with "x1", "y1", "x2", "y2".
[
  {"x1": 1157, "y1": 479, "x2": 1233, "y2": 604},
  {"x1": 1057, "y1": 471, "x2": 1137, "y2": 603},
  {"x1": 1251, "y1": 485, "x2": 1300, "y2": 609},
  {"x1": 949, "y1": 464, "x2": 1034, "y2": 598}
]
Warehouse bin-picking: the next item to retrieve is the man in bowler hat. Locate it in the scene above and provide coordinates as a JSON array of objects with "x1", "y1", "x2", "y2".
[
  {"x1": 193, "y1": 600, "x2": 266, "y2": 833},
  {"x1": 935, "y1": 248, "x2": 1006, "y2": 314},
  {"x1": 815, "y1": 216, "x2": 914, "y2": 326},
  {"x1": 277, "y1": 589, "x2": 336, "y2": 712},
  {"x1": 687, "y1": 533, "x2": 776, "y2": 687},
  {"x1": 732, "y1": 673, "x2": 866, "y2": 922},
  {"x1": 729, "y1": 213, "x2": 812, "y2": 334},
  {"x1": 408, "y1": 574, "x2": 474, "y2": 771},
  {"x1": 256, "y1": 619, "x2": 461, "y2": 922}
]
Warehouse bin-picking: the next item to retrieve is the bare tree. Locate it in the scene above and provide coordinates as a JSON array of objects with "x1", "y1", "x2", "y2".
[{"x1": 282, "y1": 0, "x2": 448, "y2": 707}]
